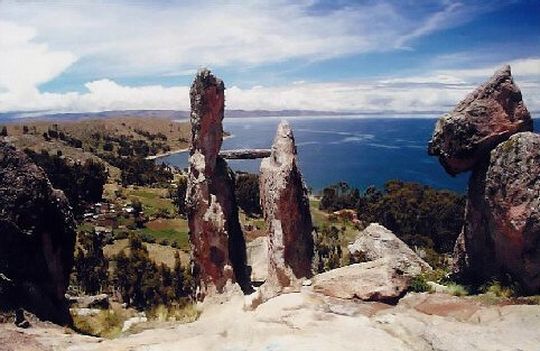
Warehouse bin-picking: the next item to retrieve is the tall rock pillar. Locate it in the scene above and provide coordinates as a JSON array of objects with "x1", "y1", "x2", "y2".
[
  {"x1": 259, "y1": 121, "x2": 314, "y2": 298},
  {"x1": 186, "y1": 69, "x2": 249, "y2": 299}
]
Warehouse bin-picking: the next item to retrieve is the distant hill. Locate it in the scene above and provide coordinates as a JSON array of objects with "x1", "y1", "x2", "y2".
[
  {"x1": 3, "y1": 109, "x2": 538, "y2": 123},
  {"x1": 0, "y1": 109, "x2": 362, "y2": 123}
]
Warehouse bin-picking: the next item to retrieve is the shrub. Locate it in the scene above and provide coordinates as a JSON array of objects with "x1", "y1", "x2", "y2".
[{"x1": 409, "y1": 275, "x2": 431, "y2": 293}]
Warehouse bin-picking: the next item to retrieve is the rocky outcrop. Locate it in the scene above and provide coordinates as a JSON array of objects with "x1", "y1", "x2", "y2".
[
  {"x1": 312, "y1": 258, "x2": 410, "y2": 303},
  {"x1": 348, "y1": 223, "x2": 431, "y2": 276},
  {"x1": 259, "y1": 121, "x2": 314, "y2": 297},
  {"x1": 428, "y1": 66, "x2": 539, "y2": 292},
  {"x1": 186, "y1": 69, "x2": 250, "y2": 299},
  {"x1": 0, "y1": 142, "x2": 75, "y2": 325},
  {"x1": 428, "y1": 65, "x2": 532, "y2": 175},
  {"x1": 456, "y1": 133, "x2": 540, "y2": 292}
]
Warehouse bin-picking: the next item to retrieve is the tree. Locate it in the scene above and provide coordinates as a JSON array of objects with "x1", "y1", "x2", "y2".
[
  {"x1": 0, "y1": 126, "x2": 7, "y2": 136},
  {"x1": 173, "y1": 176, "x2": 188, "y2": 217},
  {"x1": 235, "y1": 173, "x2": 262, "y2": 216},
  {"x1": 22, "y1": 125, "x2": 29, "y2": 134},
  {"x1": 74, "y1": 231, "x2": 109, "y2": 294}
]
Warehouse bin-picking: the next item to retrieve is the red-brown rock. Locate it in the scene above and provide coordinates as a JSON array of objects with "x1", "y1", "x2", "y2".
[
  {"x1": 455, "y1": 132, "x2": 540, "y2": 293},
  {"x1": 428, "y1": 65, "x2": 532, "y2": 175},
  {"x1": 259, "y1": 121, "x2": 314, "y2": 296},
  {"x1": 186, "y1": 69, "x2": 249, "y2": 299}
]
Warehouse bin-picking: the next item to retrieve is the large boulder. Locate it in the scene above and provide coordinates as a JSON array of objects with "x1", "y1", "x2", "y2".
[
  {"x1": 428, "y1": 65, "x2": 532, "y2": 175},
  {"x1": 312, "y1": 258, "x2": 410, "y2": 303},
  {"x1": 259, "y1": 121, "x2": 314, "y2": 297},
  {"x1": 455, "y1": 133, "x2": 540, "y2": 292},
  {"x1": 186, "y1": 69, "x2": 250, "y2": 299},
  {"x1": 0, "y1": 142, "x2": 75, "y2": 324},
  {"x1": 348, "y1": 223, "x2": 431, "y2": 276}
]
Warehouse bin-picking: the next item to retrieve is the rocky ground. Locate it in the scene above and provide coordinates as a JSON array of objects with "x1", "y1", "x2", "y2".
[{"x1": 1, "y1": 290, "x2": 540, "y2": 351}]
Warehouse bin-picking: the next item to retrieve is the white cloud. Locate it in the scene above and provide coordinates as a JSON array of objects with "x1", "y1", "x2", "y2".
[
  {"x1": 2, "y1": 57, "x2": 539, "y2": 114},
  {"x1": 0, "y1": 21, "x2": 77, "y2": 94},
  {"x1": 0, "y1": 1, "x2": 475, "y2": 78},
  {"x1": 0, "y1": 1, "x2": 538, "y2": 114}
]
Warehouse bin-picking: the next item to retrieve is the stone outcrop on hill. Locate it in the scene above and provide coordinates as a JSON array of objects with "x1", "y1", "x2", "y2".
[
  {"x1": 428, "y1": 65, "x2": 539, "y2": 292},
  {"x1": 0, "y1": 142, "x2": 75, "y2": 325},
  {"x1": 348, "y1": 223, "x2": 431, "y2": 276},
  {"x1": 186, "y1": 69, "x2": 249, "y2": 298},
  {"x1": 428, "y1": 65, "x2": 532, "y2": 175},
  {"x1": 259, "y1": 121, "x2": 314, "y2": 297}
]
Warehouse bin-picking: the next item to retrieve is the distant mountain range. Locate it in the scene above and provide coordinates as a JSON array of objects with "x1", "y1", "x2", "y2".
[{"x1": 2, "y1": 109, "x2": 538, "y2": 123}]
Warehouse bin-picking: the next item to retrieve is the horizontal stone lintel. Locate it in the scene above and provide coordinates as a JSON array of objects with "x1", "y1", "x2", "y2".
[{"x1": 219, "y1": 149, "x2": 272, "y2": 159}]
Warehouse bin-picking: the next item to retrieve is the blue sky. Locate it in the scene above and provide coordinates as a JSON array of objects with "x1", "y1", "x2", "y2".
[{"x1": 0, "y1": 0, "x2": 539, "y2": 113}]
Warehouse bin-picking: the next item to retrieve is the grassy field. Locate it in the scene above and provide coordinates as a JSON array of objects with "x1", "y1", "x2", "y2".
[{"x1": 144, "y1": 219, "x2": 190, "y2": 249}]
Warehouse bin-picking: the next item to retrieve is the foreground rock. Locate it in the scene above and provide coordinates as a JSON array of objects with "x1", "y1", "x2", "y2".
[
  {"x1": 5, "y1": 291, "x2": 540, "y2": 351},
  {"x1": 428, "y1": 65, "x2": 532, "y2": 175},
  {"x1": 0, "y1": 142, "x2": 76, "y2": 324},
  {"x1": 456, "y1": 132, "x2": 540, "y2": 292},
  {"x1": 186, "y1": 69, "x2": 249, "y2": 298},
  {"x1": 259, "y1": 121, "x2": 314, "y2": 297},
  {"x1": 312, "y1": 259, "x2": 410, "y2": 303},
  {"x1": 348, "y1": 223, "x2": 431, "y2": 276}
]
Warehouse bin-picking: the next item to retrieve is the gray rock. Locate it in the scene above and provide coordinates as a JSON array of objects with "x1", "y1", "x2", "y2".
[
  {"x1": 312, "y1": 258, "x2": 410, "y2": 303},
  {"x1": 348, "y1": 223, "x2": 431, "y2": 276}
]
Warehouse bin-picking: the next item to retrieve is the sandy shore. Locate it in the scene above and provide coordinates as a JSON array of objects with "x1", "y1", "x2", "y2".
[{"x1": 146, "y1": 147, "x2": 189, "y2": 160}]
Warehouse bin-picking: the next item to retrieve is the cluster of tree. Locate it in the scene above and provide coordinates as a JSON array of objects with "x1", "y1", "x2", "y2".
[
  {"x1": 319, "y1": 181, "x2": 360, "y2": 212},
  {"x1": 24, "y1": 149, "x2": 108, "y2": 216},
  {"x1": 235, "y1": 172, "x2": 262, "y2": 216},
  {"x1": 133, "y1": 128, "x2": 168, "y2": 141},
  {"x1": 42, "y1": 126, "x2": 83, "y2": 148},
  {"x1": 111, "y1": 235, "x2": 193, "y2": 309},
  {"x1": 100, "y1": 154, "x2": 173, "y2": 186},
  {"x1": 319, "y1": 180, "x2": 465, "y2": 256},
  {"x1": 74, "y1": 231, "x2": 109, "y2": 295},
  {"x1": 72, "y1": 233, "x2": 193, "y2": 310}
]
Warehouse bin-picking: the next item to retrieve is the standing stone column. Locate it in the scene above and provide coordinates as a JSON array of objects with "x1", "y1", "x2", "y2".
[
  {"x1": 186, "y1": 69, "x2": 249, "y2": 299},
  {"x1": 259, "y1": 121, "x2": 314, "y2": 298}
]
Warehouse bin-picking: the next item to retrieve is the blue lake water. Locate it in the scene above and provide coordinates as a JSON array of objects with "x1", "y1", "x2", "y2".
[{"x1": 158, "y1": 116, "x2": 538, "y2": 194}]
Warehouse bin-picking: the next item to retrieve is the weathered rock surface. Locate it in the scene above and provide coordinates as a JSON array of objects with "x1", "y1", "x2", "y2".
[
  {"x1": 0, "y1": 142, "x2": 76, "y2": 324},
  {"x1": 312, "y1": 259, "x2": 410, "y2": 303},
  {"x1": 259, "y1": 121, "x2": 314, "y2": 296},
  {"x1": 455, "y1": 132, "x2": 540, "y2": 292},
  {"x1": 428, "y1": 65, "x2": 532, "y2": 175},
  {"x1": 348, "y1": 223, "x2": 431, "y2": 276},
  {"x1": 7, "y1": 291, "x2": 540, "y2": 351},
  {"x1": 186, "y1": 69, "x2": 249, "y2": 298}
]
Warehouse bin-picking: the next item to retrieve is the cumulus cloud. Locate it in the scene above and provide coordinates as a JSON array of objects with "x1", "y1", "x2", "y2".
[
  {"x1": 2, "y1": 57, "x2": 539, "y2": 114},
  {"x1": 0, "y1": 1, "x2": 538, "y2": 114}
]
